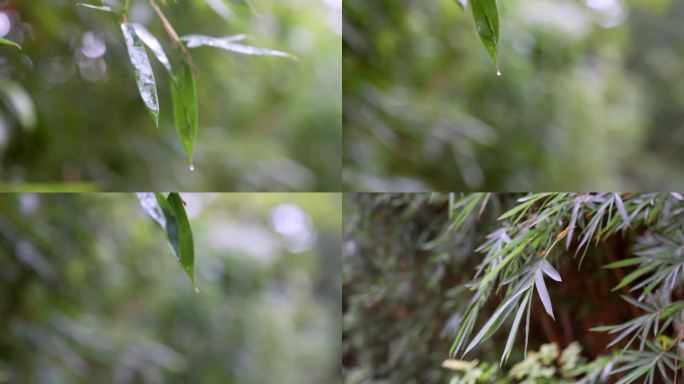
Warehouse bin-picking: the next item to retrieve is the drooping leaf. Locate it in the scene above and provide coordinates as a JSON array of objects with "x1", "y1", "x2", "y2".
[
  {"x1": 502, "y1": 290, "x2": 531, "y2": 365},
  {"x1": 121, "y1": 22, "x2": 159, "y2": 127},
  {"x1": 136, "y1": 193, "x2": 196, "y2": 291},
  {"x1": 534, "y1": 269, "x2": 555, "y2": 320},
  {"x1": 0, "y1": 37, "x2": 20, "y2": 49},
  {"x1": 167, "y1": 193, "x2": 196, "y2": 291},
  {"x1": 470, "y1": 0, "x2": 499, "y2": 69},
  {"x1": 181, "y1": 34, "x2": 295, "y2": 59},
  {"x1": 170, "y1": 60, "x2": 199, "y2": 169},
  {"x1": 540, "y1": 259, "x2": 562, "y2": 282},
  {"x1": 0, "y1": 79, "x2": 37, "y2": 129},
  {"x1": 133, "y1": 23, "x2": 172, "y2": 74}
]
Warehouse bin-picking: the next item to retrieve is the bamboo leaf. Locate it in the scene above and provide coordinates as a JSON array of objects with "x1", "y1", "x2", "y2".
[
  {"x1": 612, "y1": 265, "x2": 655, "y2": 291},
  {"x1": 121, "y1": 22, "x2": 159, "y2": 127},
  {"x1": 614, "y1": 364, "x2": 650, "y2": 384},
  {"x1": 540, "y1": 259, "x2": 562, "y2": 282},
  {"x1": 77, "y1": 3, "x2": 122, "y2": 14},
  {"x1": 0, "y1": 37, "x2": 20, "y2": 49},
  {"x1": 181, "y1": 34, "x2": 295, "y2": 59},
  {"x1": 171, "y1": 60, "x2": 199, "y2": 169},
  {"x1": 604, "y1": 258, "x2": 644, "y2": 269},
  {"x1": 167, "y1": 193, "x2": 197, "y2": 291},
  {"x1": 502, "y1": 290, "x2": 531, "y2": 365},
  {"x1": 133, "y1": 23, "x2": 172, "y2": 74},
  {"x1": 534, "y1": 269, "x2": 555, "y2": 320},
  {"x1": 470, "y1": 0, "x2": 499, "y2": 71}
]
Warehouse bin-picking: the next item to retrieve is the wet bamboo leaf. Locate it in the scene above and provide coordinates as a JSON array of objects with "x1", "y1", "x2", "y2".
[
  {"x1": 0, "y1": 37, "x2": 20, "y2": 49},
  {"x1": 136, "y1": 193, "x2": 196, "y2": 290},
  {"x1": 121, "y1": 22, "x2": 159, "y2": 127},
  {"x1": 167, "y1": 193, "x2": 196, "y2": 291},
  {"x1": 470, "y1": 0, "x2": 499, "y2": 69},
  {"x1": 133, "y1": 23, "x2": 172, "y2": 74},
  {"x1": 181, "y1": 34, "x2": 295, "y2": 59},
  {"x1": 171, "y1": 60, "x2": 199, "y2": 169}
]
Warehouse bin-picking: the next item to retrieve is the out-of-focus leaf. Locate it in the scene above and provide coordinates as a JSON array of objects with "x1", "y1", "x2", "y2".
[
  {"x1": 76, "y1": 3, "x2": 123, "y2": 15},
  {"x1": 470, "y1": 0, "x2": 499, "y2": 70},
  {"x1": 167, "y1": 193, "x2": 196, "y2": 291},
  {"x1": 535, "y1": 269, "x2": 555, "y2": 320},
  {"x1": 121, "y1": 22, "x2": 159, "y2": 127},
  {"x1": 604, "y1": 257, "x2": 643, "y2": 269},
  {"x1": 170, "y1": 60, "x2": 199, "y2": 169},
  {"x1": 133, "y1": 23, "x2": 172, "y2": 74},
  {"x1": 612, "y1": 265, "x2": 655, "y2": 291},
  {"x1": 181, "y1": 34, "x2": 295, "y2": 59},
  {"x1": 0, "y1": 37, "x2": 20, "y2": 49},
  {"x1": 0, "y1": 79, "x2": 37, "y2": 129}
]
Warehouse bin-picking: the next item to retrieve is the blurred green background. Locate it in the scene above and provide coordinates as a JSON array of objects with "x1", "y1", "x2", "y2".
[
  {"x1": 0, "y1": 193, "x2": 341, "y2": 383},
  {"x1": 0, "y1": 0, "x2": 341, "y2": 191},
  {"x1": 343, "y1": 0, "x2": 684, "y2": 191}
]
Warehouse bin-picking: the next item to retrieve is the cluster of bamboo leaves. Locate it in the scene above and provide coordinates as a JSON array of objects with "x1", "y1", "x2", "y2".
[
  {"x1": 136, "y1": 192, "x2": 196, "y2": 291},
  {"x1": 449, "y1": 193, "x2": 684, "y2": 383},
  {"x1": 78, "y1": 0, "x2": 292, "y2": 169}
]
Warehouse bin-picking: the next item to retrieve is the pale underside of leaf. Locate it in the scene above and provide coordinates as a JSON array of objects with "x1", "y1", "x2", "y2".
[
  {"x1": 181, "y1": 34, "x2": 295, "y2": 59},
  {"x1": 502, "y1": 290, "x2": 531, "y2": 365},
  {"x1": 121, "y1": 22, "x2": 159, "y2": 127},
  {"x1": 535, "y1": 269, "x2": 555, "y2": 320},
  {"x1": 133, "y1": 23, "x2": 172, "y2": 74},
  {"x1": 0, "y1": 37, "x2": 21, "y2": 49},
  {"x1": 540, "y1": 259, "x2": 562, "y2": 282}
]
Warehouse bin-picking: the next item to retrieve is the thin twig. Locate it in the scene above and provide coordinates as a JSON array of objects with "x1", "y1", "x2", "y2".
[{"x1": 148, "y1": 0, "x2": 197, "y2": 72}]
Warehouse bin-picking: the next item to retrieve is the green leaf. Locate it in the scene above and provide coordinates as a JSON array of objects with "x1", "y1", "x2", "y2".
[
  {"x1": 181, "y1": 34, "x2": 295, "y2": 59},
  {"x1": 0, "y1": 37, "x2": 20, "y2": 49},
  {"x1": 136, "y1": 193, "x2": 196, "y2": 291},
  {"x1": 76, "y1": 3, "x2": 122, "y2": 14},
  {"x1": 614, "y1": 363, "x2": 651, "y2": 384},
  {"x1": 170, "y1": 60, "x2": 199, "y2": 169},
  {"x1": 167, "y1": 193, "x2": 196, "y2": 291},
  {"x1": 470, "y1": 0, "x2": 499, "y2": 71},
  {"x1": 121, "y1": 22, "x2": 159, "y2": 127},
  {"x1": 604, "y1": 257, "x2": 644, "y2": 269},
  {"x1": 534, "y1": 269, "x2": 555, "y2": 320},
  {"x1": 133, "y1": 23, "x2": 172, "y2": 74},
  {"x1": 612, "y1": 265, "x2": 655, "y2": 291}
]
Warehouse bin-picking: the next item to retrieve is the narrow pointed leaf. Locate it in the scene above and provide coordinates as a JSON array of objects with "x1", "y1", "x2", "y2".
[
  {"x1": 614, "y1": 193, "x2": 630, "y2": 227},
  {"x1": 502, "y1": 291, "x2": 531, "y2": 365},
  {"x1": 121, "y1": 22, "x2": 159, "y2": 126},
  {"x1": 133, "y1": 23, "x2": 172, "y2": 74},
  {"x1": 604, "y1": 258, "x2": 644, "y2": 269},
  {"x1": 470, "y1": 0, "x2": 499, "y2": 67},
  {"x1": 167, "y1": 193, "x2": 196, "y2": 290},
  {"x1": 77, "y1": 3, "x2": 122, "y2": 14},
  {"x1": 614, "y1": 364, "x2": 650, "y2": 384},
  {"x1": 612, "y1": 265, "x2": 655, "y2": 291},
  {"x1": 540, "y1": 259, "x2": 562, "y2": 282},
  {"x1": 181, "y1": 34, "x2": 294, "y2": 59},
  {"x1": 0, "y1": 37, "x2": 20, "y2": 49},
  {"x1": 171, "y1": 60, "x2": 199, "y2": 168},
  {"x1": 534, "y1": 269, "x2": 555, "y2": 320}
]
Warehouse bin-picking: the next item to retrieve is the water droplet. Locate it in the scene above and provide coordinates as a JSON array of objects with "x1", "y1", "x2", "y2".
[
  {"x1": 496, "y1": 69, "x2": 502, "y2": 77},
  {"x1": 194, "y1": 286, "x2": 200, "y2": 293},
  {"x1": 189, "y1": 164, "x2": 195, "y2": 172}
]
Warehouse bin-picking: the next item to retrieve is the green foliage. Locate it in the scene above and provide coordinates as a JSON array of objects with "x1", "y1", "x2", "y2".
[
  {"x1": 1, "y1": 0, "x2": 340, "y2": 190},
  {"x1": 343, "y1": 0, "x2": 684, "y2": 191},
  {"x1": 469, "y1": 0, "x2": 499, "y2": 71},
  {"x1": 343, "y1": 193, "x2": 684, "y2": 383},
  {"x1": 0, "y1": 193, "x2": 341, "y2": 382}
]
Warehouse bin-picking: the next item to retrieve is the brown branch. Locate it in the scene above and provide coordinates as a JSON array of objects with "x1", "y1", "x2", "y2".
[{"x1": 148, "y1": 0, "x2": 198, "y2": 72}]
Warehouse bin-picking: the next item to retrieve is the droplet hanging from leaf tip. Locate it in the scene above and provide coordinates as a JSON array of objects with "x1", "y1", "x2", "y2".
[
  {"x1": 194, "y1": 286, "x2": 200, "y2": 293},
  {"x1": 189, "y1": 164, "x2": 195, "y2": 171},
  {"x1": 496, "y1": 68, "x2": 502, "y2": 77}
]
